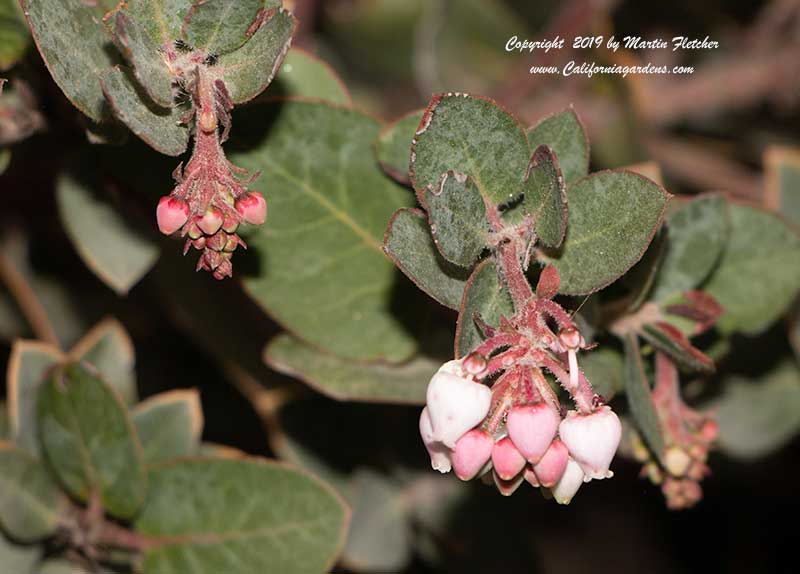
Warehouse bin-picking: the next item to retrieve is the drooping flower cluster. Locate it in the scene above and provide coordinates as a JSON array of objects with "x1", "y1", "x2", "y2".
[
  {"x1": 154, "y1": 45, "x2": 267, "y2": 279},
  {"x1": 420, "y1": 265, "x2": 622, "y2": 503}
]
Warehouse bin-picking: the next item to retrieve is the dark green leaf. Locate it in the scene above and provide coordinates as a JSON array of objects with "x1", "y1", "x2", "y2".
[
  {"x1": 268, "y1": 48, "x2": 351, "y2": 105},
  {"x1": 706, "y1": 203, "x2": 800, "y2": 335},
  {"x1": 265, "y1": 334, "x2": 436, "y2": 404},
  {"x1": 580, "y1": 347, "x2": 624, "y2": 400},
  {"x1": 21, "y1": 0, "x2": 115, "y2": 121},
  {"x1": 132, "y1": 390, "x2": 203, "y2": 463},
  {"x1": 640, "y1": 322, "x2": 714, "y2": 373},
  {"x1": 0, "y1": 444, "x2": 66, "y2": 541},
  {"x1": 527, "y1": 107, "x2": 589, "y2": 185},
  {"x1": 183, "y1": 0, "x2": 266, "y2": 55},
  {"x1": 216, "y1": 8, "x2": 295, "y2": 104},
  {"x1": 383, "y1": 208, "x2": 470, "y2": 310},
  {"x1": 504, "y1": 145, "x2": 567, "y2": 247},
  {"x1": 101, "y1": 66, "x2": 190, "y2": 156},
  {"x1": 423, "y1": 171, "x2": 489, "y2": 267},
  {"x1": 765, "y1": 146, "x2": 800, "y2": 228},
  {"x1": 235, "y1": 101, "x2": 416, "y2": 363},
  {"x1": 649, "y1": 194, "x2": 728, "y2": 301},
  {"x1": 455, "y1": 259, "x2": 513, "y2": 358},
  {"x1": 37, "y1": 363, "x2": 146, "y2": 519},
  {"x1": 713, "y1": 360, "x2": 800, "y2": 460},
  {"x1": 541, "y1": 170, "x2": 670, "y2": 295},
  {"x1": 0, "y1": 0, "x2": 29, "y2": 71},
  {"x1": 623, "y1": 334, "x2": 665, "y2": 458},
  {"x1": 411, "y1": 94, "x2": 529, "y2": 206},
  {"x1": 375, "y1": 110, "x2": 423, "y2": 185},
  {"x1": 7, "y1": 341, "x2": 64, "y2": 455},
  {"x1": 57, "y1": 172, "x2": 160, "y2": 294},
  {"x1": 135, "y1": 458, "x2": 348, "y2": 574}
]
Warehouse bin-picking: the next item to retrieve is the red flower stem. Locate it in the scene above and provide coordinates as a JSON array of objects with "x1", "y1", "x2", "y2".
[{"x1": 497, "y1": 240, "x2": 534, "y2": 311}]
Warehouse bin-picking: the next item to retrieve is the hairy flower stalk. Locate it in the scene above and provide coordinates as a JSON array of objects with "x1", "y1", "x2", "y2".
[
  {"x1": 155, "y1": 50, "x2": 266, "y2": 279},
  {"x1": 419, "y1": 204, "x2": 621, "y2": 502}
]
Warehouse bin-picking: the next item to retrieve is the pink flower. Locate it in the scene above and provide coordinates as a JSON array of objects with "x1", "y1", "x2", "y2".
[
  {"x1": 156, "y1": 196, "x2": 189, "y2": 235},
  {"x1": 491, "y1": 436, "x2": 526, "y2": 481},
  {"x1": 506, "y1": 403, "x2": 560, "y2": 463},
  {"x1": 452, "y1": 429, "x2": 493, "y2": 480},
  {"x1": 551, "y1": 457, "x2": 585, "y2": 504},
  {"x1": 419, "y1": 408, "x2": 452, "y2": 473},
  {"x1": 196, "y1": 206, "x2": 224, "y2": 235},
  {"x1": 235, "y1": 192, "x2": 267, "y2": 225},
  {"x1": 532, "y1": 439, "x2": 569, "y2": 487},
  {"x1": 559, "y1": 406, "x2": 621, "y2": 480},
  {"x1": 425, "y1": 360, "x2": 491, "y2": 447}
]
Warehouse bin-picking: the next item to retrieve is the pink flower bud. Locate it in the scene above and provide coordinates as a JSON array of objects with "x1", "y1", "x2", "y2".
[
  {"x1": 426, "y1": 360, "x2": 491, "y2": 448},
  {"x1": 462, "y1": 352, "x2": 488, "y2": 377},
  {"x1": 493, "y1": 471, "x2": 525, "y2": 496},
  {"x1": 559, "y1": 406, "x2": 621, "y2": 480},
  {"x1": 156, "y1": 196, "x2": 189, "y2": 235},
  {"x1": 187, "y1": 222, "x2": 203, "y2": 239},
  {"x1": 419, "y1": 407, "x2": 452, "y2": 473},
  {"x1": 701, "y1": 419, "x2": 718, "y2": 443},
  {"x1": 532, "y1": 438, "x2": 569, "y2": 487},
  {"x1": 664, "y1": 446, "x2": 692, "y2": 477},
  {"x1": 491, "y1": 437, "x2": 526, "y2": 481},
  {"x1": 198, "y1": 110, "x2": 217, "y2": 133},
  {"x1": 197, "y1": 207, "x2": 224, "y2": 235},
  {"x1": 558, "y1": 327, "x2": 583, "y2": 351},
  {"x1": 222, "y1": 215, "x2": 240, "y2": 233},
  {"x1": 551, "y1": 457, "x2": 585, "y2": 505},
  {"x1": 235, "y1": 192, "x2": 267, "y2": 225},
  {"x1": 523, "y1": 466, "x2": 540, "y2": 487},
  {"x1": 452, "y1": 429, "x2": 493, "y2": 480},
  {"x1": 506, "y1": 403, "x2": 560, "y2": 463},
  {"x1": 206, "y1": 231, "x2": 228, "y2": 251}
]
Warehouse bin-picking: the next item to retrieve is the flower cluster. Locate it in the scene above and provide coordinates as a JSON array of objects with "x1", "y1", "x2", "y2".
[
  {"x1": 154, "y1": 47, "x2": 267, "y2": 279},
  {"x1": 419, "y1": 266, "x2": 622, "y2": 503}
]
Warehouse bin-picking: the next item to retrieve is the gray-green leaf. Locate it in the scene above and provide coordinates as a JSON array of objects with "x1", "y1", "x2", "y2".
[
  {"x1": 267, "y1": 47, "x2": 351, "y2": 105},
  {"x1": 37, "y1": 363, "x2": 146, "y2": 519},
  {"x1": 235, "y1": 101, "x2": 416, "y2": 363},
  {"x1": 265, "y1": 334, "x2": 436, "y2": 404},
  {"x1": 132, "y1": 389, "x2": 203, "y2": 463},
  {"x1": 623, "y1": 334, "x2": 665, "y2": 458},
  {"x1": 375, "y1": 109, "x2": 423, "y2": 185},
  {"x1": 455, "y1": 259, "x2": 513, "y2": 358},
  {"x1": 527, "y1": 107, "x2": 589, "y2": 186},
  {"x1": 705, "y1": 203, "x2": 800, "y2": 335},
  {"x1": 183, "y1": 0, "x2": 265, "y2": 55},
  {"x1": 0, "y1": 0, "x2": 29, "y2": 71},
  {"x1": 383, "y1": 208, "x2": 470, "y2": 310},
  {"x1": 135, "y1": 458, "x2": 348, "y2": 574},
  {"x1": 541, "y1": 170, "x2": 670, "y2": 295}
]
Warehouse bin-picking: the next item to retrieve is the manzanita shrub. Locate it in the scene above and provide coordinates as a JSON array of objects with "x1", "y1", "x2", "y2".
[{"x1": 1, "y1": 0, "x2": 800, "y2": 572}]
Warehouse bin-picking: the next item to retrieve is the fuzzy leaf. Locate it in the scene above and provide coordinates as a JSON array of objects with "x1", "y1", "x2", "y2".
[
  {"x1": 527, "y1": 108, "x2": 589, "y2": 186},
  {"x1": 183, "y1": 0, "x2": 267, "y2": 55},
  {"x1": 37, "y1": 363, "x2": 146, "y2": 520},
  {"x1": 0, "y1": 0, "x2": 29, "y2": 71},
  {"x1": 375, "y1": 110, "x2": 423, "y2": 185},
  {"x1": 7, "y1": 341, "x2": 64, "y2": 455},
  {"x1": 107, "y1": 1, "x2": 183, "y2": 107},
  {"x1": 580, "y1": 347, "x2": 624, "y2": 400},
  {"x1": 640, "y1": 322, "x2": 714, "y2": 373},
  {"x1": 235, "y1": 101, "x2": 416, "y2": 363},
  {"x1": 504, "y1": 145, "x2": 567, "y2": 247},
  {"x1": 21, "y1": 0, "x2": 115, "y2": 122},
  {"x1": 383, "y1": 208, "x2": 470, "y2": 310},
  {"x1": 68, "y1": 318, "x2": 138, "y2": 405},
  {"x1": 713, "y1": 361, "x2": 800, "y2": 460},
  {"x1": 0, "y1": 532, "x2": 40, "y2": 574},
  {"x1": 455, "y1": 259, "x2": 513, "y2": 358},
  {"x1": 623, "y1": 334, "x2": 665, "y2": 458},
  {"x1": 0, "y1": 444, "x2": 66, "y2": 541},
  {"x1": 765, "y1": 146, "x2": 800, "y2": 227},
  {"x1": 57, "y1": 171, "x2": 160, "y2": 294},
  {"x1": 268, "y1": 48, "x2": 351, "y2": 105},
  {"x1": 265, "y1": 334, "x2": 435, "y2": 404},
  {"x1": 423, "y1": 171, "x2": 488, "y2": 267},
  {"x1": 411, "y1": 94, "x2": 529, "y2": 206},
  {"x1": 216, "y1": 8, "x2": 295, "y2": 104},
  {"x1": 132, "y1": 390, "x2": 203, "y2": 463},
  {"x1": 541, "y1": 171, "x2": 670, "y2": 295},
  {"x1": 135, "y1": 458, "x2": 348, "y2": 574},
  {"x1": 101, "y1": 67, "x2": 189, "y2": 156},
  {"x1": 649, "y1": 194, "x2": 728, "y2": 301},
  {"x1": 706, "y1": 204, "x2": 800, "y2": 335}
]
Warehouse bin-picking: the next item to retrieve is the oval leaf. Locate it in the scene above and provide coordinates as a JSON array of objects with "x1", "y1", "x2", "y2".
[
  {"x1": 57, "y1": 171, "x2": 160, "y2": 295},
  {"x1": 267, "y1": 48, "x2": 351, "y2": 105},
  {"x1": 455, "y1": 258, "x2": 513, "y2": 358},
  {"x1": 265, "y1": 334, "x2": 435, "y2": 405},
  {"x1": 0, "y1": 443, "x2": 66, "y2": 541},
  {"x1": 135, "y1": 458, "x2": 349, "y2": 574},
  {"x1": 705, "y1": 203, "x2": 800, "y2": 335},
  {"x1": 411, "y1": 93, "x2": 529, "y2": 206},
  {"x1": 182, "y1": 0, "x2": 266, "y2": 55},
  {"x1": 375, "y1": 110, "x2": 423, "y2": 185},
  {"x1": 526, "y1": 107, "x2": 589, "y2": 186},
  {"x1": 0, "y1": 0, "x2": 29, "y2": 71},
  {"x1": 132, "y1": 389, "x2": 203, "y2": 463},
  {"x1": 542, "y1": 170, "x2": 670, "y2": 295},
  {"x1": 235, "y1": 101, "x2": 416, "y2": 363},
  {"x1": 37, "y1": 363, "x2": 146, "y2": 519}
]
